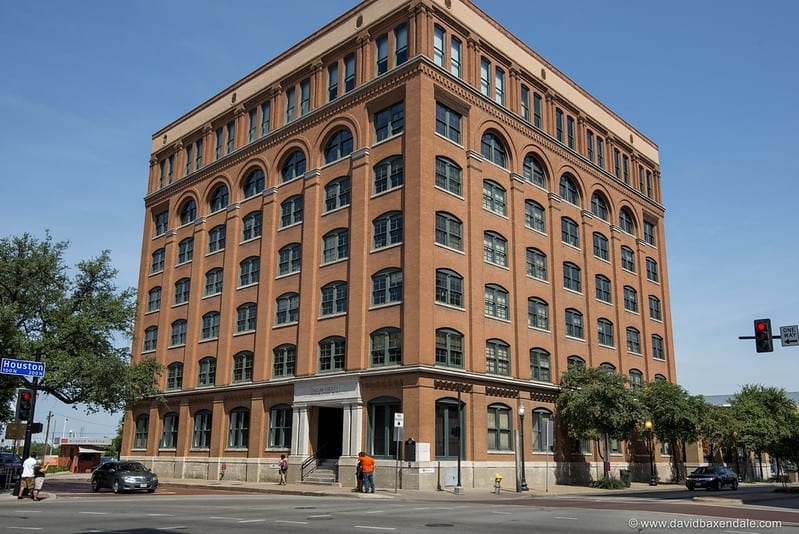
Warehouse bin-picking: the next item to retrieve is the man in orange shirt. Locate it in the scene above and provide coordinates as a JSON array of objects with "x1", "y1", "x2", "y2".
[{"x1": 358, "y1": 451, "x2": 375, "y2": 493}]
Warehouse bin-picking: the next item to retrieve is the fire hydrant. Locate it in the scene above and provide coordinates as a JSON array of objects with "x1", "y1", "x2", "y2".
[{"x1": 494, "y1": 473, "x2": 503, "y2": 494}]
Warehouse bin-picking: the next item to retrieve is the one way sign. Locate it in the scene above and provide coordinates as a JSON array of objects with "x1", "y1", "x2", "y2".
[{"x1": 780, "y1": 325, "x2": 799, "y2": 347}]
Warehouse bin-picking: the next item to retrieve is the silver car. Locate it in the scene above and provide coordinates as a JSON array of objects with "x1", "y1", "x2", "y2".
[{"x1": 91, "y1": 461, "x2": 158, "y2": 493}]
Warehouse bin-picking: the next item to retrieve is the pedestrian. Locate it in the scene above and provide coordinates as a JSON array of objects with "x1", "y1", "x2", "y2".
[
  {"x1": 278, "y1": 454, "x2": 288, "y2": 485},
  {"x1": 354, "y1": 457, "x2": 363, "y2": 492},
  {"x1": 358, "y1": 451, "x2": 375, "y2": 493},
  {"x1": 32, "y1": 460, "x2": 49, "y2": 501},
  {"x1": 18, "y1": 452, "x2": 37, "y2": 500}
]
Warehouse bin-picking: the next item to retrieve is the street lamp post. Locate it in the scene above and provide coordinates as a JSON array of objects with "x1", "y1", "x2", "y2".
[
  {"x1": 644, "y1": 420, "x2": 657, "y2": 486},
  {"x1": 518, "y1": 405, "x2": 528, "y2": 491},
  {"x1": 455, "y1": 382, "x2": 463, "y2": 495}
]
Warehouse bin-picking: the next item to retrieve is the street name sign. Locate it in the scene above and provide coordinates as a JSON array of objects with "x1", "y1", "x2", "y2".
[
  {"x1": 0, "y1": 358, "x2": 45, "y2": 378},
  {"x1": 780, "y1": 325, "x2": 799, "y2": 347}
]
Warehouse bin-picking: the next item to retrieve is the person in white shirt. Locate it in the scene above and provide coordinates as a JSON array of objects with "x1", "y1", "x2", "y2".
[{"x1": 18, "y1": 452, "x2": 37, "y2": 500}]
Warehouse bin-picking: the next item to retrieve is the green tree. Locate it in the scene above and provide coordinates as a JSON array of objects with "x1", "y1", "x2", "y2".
[
  {"x1": 638, "y1": 380, "x2": 706, "y2": 481},
  {"x1": 730, "y1": 384, "x2": 797, "y2": 480},
  {"x1": 558, "y1": 366, "x2": 643, "y2": 479},
  {"x1": 0, "y1": 232, "x2": 162, "y2": 421}
]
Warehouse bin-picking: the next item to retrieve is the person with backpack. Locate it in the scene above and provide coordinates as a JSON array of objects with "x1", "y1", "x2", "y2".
[{"x1": 278, "y1": 454, "x2": 288, "y2": 485}]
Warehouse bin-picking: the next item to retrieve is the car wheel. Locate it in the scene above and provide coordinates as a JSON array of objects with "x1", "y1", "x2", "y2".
[
  {"x1": 113, "y1": 480, "x2": 122, "y2": 494},
  {"x1": 147, "y1": 488, "x2": 156, "y2": 493},
  {"x1": 732, "y1": 480, "x2": 738, "y2": 490},
  {"x1": 91, "y1": 479, "x2": 100, "y2": 493},
  {"x1": 713, "y1": 480, "x2": 722, "y2": 491},
  {"x1": 687, "y1": 485, "x2": 695, "y2": 491}
]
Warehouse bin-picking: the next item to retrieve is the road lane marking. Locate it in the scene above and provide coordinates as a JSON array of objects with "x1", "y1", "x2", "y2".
[
  {"x1": 555, "y1": 516, "x2": 579, "y2": 520},
  {"x1": 78, "y1": 512, "x2": 108, "y2": 515},
  {"x1": 238, "y1": 519, "x2": 266, "y2": 524},
  {"x1": 354, "y1": 527, "x2": 396, "y2": 531},
  {"x1": 275, "y1": 520, "x2": 308, "y2": 525}
]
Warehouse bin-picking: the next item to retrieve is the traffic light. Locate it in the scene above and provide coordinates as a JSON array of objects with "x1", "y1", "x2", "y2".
[
  {"x1": 16, "y1": 388, "x2": 34, "y2": 422},
  {"x1": 754, "y1": 319, "x2": 774, "y2": 353}
]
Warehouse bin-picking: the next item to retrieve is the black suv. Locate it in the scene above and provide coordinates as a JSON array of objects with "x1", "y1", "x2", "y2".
[
  {"x1": 686, "y1": 465, "x2": 739, "y2": 491},
  {"x1": 0, "y1": 452, "x2": 23, "y2": 485}
]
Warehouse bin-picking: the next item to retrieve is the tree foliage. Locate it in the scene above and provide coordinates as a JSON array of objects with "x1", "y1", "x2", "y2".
[
  {"x1": 639, "y1": 380, "x2": 705, "y2": 448},
  {"x1": 729, "y1": 385, "x2": 796, "y2": 457},
  {"x1": 557, "y1": 366, "x2": 642, "y2": 442},
  {"x1": 0, "y1": 232, "x2": 162, "y2": 419}
]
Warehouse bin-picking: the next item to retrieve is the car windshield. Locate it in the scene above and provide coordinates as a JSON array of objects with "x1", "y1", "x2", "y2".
[
  {"x1": 692, "y1": 467, "x2": 719, "y2": 475},
  {"x1": 120, "y1": 462, "x2": 149, "y2": 473}
]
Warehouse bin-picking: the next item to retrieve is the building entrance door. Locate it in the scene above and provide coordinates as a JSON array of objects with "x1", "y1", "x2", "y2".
[{"x1": 316, "y1": 406, "x2": 343, "y2": 459}]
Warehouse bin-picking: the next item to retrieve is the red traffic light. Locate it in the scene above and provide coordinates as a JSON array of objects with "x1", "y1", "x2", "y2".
[
  {"x1": 755, "y1": 321, "x2": 767, "y2": 332},
  {"x1": 20, "y1": 391, "x2": 32, "y2": 401}
]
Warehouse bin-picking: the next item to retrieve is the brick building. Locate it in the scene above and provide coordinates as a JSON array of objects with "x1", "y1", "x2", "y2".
[{"x1": 124, "y1": 0, "x2": 675, "y2": 489}]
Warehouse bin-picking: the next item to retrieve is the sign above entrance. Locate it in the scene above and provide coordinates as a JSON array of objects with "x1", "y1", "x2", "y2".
[{"x1": 394, "y1": 413, "x2": 404, "y2": 428}]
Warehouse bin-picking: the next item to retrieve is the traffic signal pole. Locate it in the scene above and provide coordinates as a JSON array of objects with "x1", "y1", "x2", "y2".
[{"x1": 20, "y1": 349, "x2": 42, "y2": 460}]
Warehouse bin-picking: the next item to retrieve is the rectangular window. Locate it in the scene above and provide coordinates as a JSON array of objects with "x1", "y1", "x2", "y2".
[
  {"x1": 376, "y1": 34, "x2": 389, "y2": 75},
  {"x1": 567, "y1": 116, "x2": 575, "y2": 148},
  {"x1": 586, "y1": 130, "x2": 594, "y2": 162},
  {"x1": 248, "y1": 109, "x2": 257, "y2": 143},
  {"x1": 450, "y1": 37, "x2": 462, "y2": 78},
  {"x1": 622, "y1": 154, "x2": 630, "y2": 184},
  {"x1": 300, "y1": 79, "x2": 310, "y2": 116},
  {"x1": 285, "y1": 87, "x2": 295, "y2": 123},
  {"x1": 375, "y1": 101, "x2": 404, "y2": 142},
  {"x1": 344, "y1": 54, "x2": 356, "y2": 92},
  {"x1": 260, "y1": 102, "x2": 271, "y2": 136},
  {"x1": 435, "y1": 102, "x2": 462, "y2": 144},
  {"x1": 395, "y1": 24, "x2": 408, "y2": 65},
  {"x1": 480, "y1": 58, "x2": 491, "y2": 96},
  {"x1": 433, "y1": 25, "x2": 445, "y2": 66},
  {"x1": 555, "y1": 109, "x2": 564, "y2": 142},
  {"x1": 521, "y1": 85, "x2": 530, "y2": 121},
  {"x1": 596, "y1": 137, "x2": 604, "y2": 167},
  {"x1": 533, "y1": 93, "x2": 543, "y2": 128},
  {"x1": 646, "y1": 170, "x2": 653, "y2": 198},
  {"x1": 194, "y1": 139, "x2": 203, "y2": 171},
  {"x1": 638, "y1": 165, "x2": 646, "y2": 193},
  {"x1": 613, "y1": 148, "x2": 621, "y2": 178},
  {"x1": 494, "y1": 68, "x2": 505, "y2": 105},
  {"x1": 215, "y1": 127, "x2": 223, "y2": 160},
  {"x1": 328, "y1": 63, "x2": 338, "y2": 101},
  {"x1": 226, "y1": 120, "x2": 235, "y2": 154},
  {"x1": 167, "y1": 155, "x2": 174, "y2": 184},
  {"x1": 184, "y1": 145, "x2": 193, "y2": 176}
]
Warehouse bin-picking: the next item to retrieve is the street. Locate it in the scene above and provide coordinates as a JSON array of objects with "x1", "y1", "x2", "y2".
[{"x1": 2, "y1": 479, "x2": 797, "y2": 533}]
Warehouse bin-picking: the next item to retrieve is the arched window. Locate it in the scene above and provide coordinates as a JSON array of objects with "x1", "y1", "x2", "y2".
[
  {"x1": 281, "y1": 149, "x2": 307, "y2": 182},
  {"x1": 629, "y1": 369, "x2": 644, "y2": 391},
  {"x1": 268, "y1": 404, "x2": 292, "y2": 448},
  {"x1": 275, "y1": 293, "x2": 299, "y2": 324},
  {"x1": 242, "y1": 168, "x2": 265, "y2": 198},
  {"x1": 320, "y1": 281, "x2": 348, "y2": 316},
  {"x1": 527, "y1": 297, "x2": 549, "y2": 330},
  {"x1": 374, "y1": 156, "x2": 403, "y2": 194},
  {"x1": 482, "y1": 180, "x2": 506, "y2": 215},
  {"x1": 166, "y1": 363, "x2": 183, "y2": 390},
  {"x1": 324, "y1": 129, "x2": 354, "y2": 163},
  {"x1": 561, "y1": 217, "x2": 580, "y2": 247},
  {"x1": 278, "y1": 243, "x2": 302, "y2": 276},
  {"x1": 486, "y1": 339, "x2": 510, "y2": 376},
  {"x1": 559, "y1": 174, "x2": 579, "y2": 205},
  {"x1": 371, "y1": 328, "x2": 402, "y2": 366},
  {"x1": 525, "y1": 200, "x2": 545, "y2": 232},
  {"x1": 369, "y1": 397, "x2": 402, "y2": 458},
  {"x1": 177, "y1": 238, "x2": 193, "y2": 265},
  {"x1": 435, "y1": 328, "x2": 463, "y2": 367},
  {"x1": 596, "y1": 275, "x2": 612, "y2": 303},
  {"x1": 200, "y1": 312, "x2": 220, "y2": 340},
  {"x1": 563, "y1": 262, "x2": 582, "y2": 292},
  {"x1": 567, "y1": 355, "x2": 586, "y2": 369},
  {"x1": 526, "y1": 248, "x2": 547, "y2": 281},
  {"x1": 239, "y1": 257, "x2": 259, "y2": 286},
  {"x1": 325, "y1": 176, "x2": 350, "y2": 212},
  {"x1": 372, "y1": 268, "x2": 403, "y2": 306},
  {"x1": 627, "y1": 327, "x2": 641, "y2": 354},
  {"x1": 484, "y1": 284, "x2": 509, "y2": 320},
  {"x1": 236, "y1": 302, "x2": 257, "y2": 332},
  {"x1": 591, "y1": 192, "x2": 609, "y2": 220},
  {"x1": 322, "y1": 229, "x2": 349, "y2": 263},
  {"x1": 621, "y1": 245, "x2": 635, "y2": 271},
  {"x1": 483, "y1": 231, "x2": 508, "y2": 266},
  {"x1": 523, "y1": 154, "x2": 546, "y2": 187},
  {"x1": 373, "y1": 211, "x2": 403, "y2": 248},
  {"x1": 530, "y1": 348, "x2": 551, "y2": 381},
  {"x1": 192, "y1": 409, "x2": 212, "y2": 449},
  {"x1": 133, "y1": 414, "x2": 149, "y2": 449},
  {"x1": 487, "y1": 403, "x2": 512, "y2": 451},
  {"x1": 174, "y1": 278, "x2": 190, "y2": 305},
  {"x1": 143, "y1": 326, "x2": 157, "y2": 352},
  {"x1": 170, "y1": 319, "x2": 187, "y2": 346},
  {"x1": 232, "y1": 351, "x2": 254, "y2": 383},
  {"x1": 209, "y1": 184, "x2": 229, "y2": 212},
  {"x1": 227, "y1": 407, "x2": 249, "y2": 448},
  {"x1": 598, "y1": 318, "x2": 614, "y2": 346},
  {"x1": 179, "y1": 199, "x2": 197, "y2": 225},
  {"x1": 565, "y1": 308, "x2": 584, "y2": 339},
  {"x1": 205, "y1": 268, "x2": 223, "y2": 296},
  {"x1": 652, "y1": 335, "x2": 665, "y2": 360},
  {"x1": 150, "y1": 248, "x2": 165, "y2": 274},
  {"x1": 435, "y1": 398, "x2": 464, "y2": 459},
  {"x1": 624, "y1": 286, "x2": 638, "y2": 312},
  {"x1": 435, "y1": 269, "x2": 463, "y2": 308},
  {"x1": 649, "y1": 295, "x2": 662, "y2": 320},
  {"x1": 146, "y1": 287, "x2": 161, "y2": 313},
  {"x1": 480, "y1": 131, "x2": 507, "y2": 167},
  {"x1": 593, "y1": 232, "x2": 609, "y2": 260},
  {"x1": 435, "y1": 156, "x2": 462, "y2": 195},
  {"x1": 532, "y1": 409, "x2": 553, "y2": 452},
  {"x1": 242, "y1": 211, "x2": 262, "y2": 241},
  {"x1": 619, "y1": 208, "x2": 635, "y2": 234},
  {"x1": 280, "y1": 195, "x2": 303, "y2": 228},
  {"x1": 207, "y1": 224, "x2": 226, "y2": 253},
  {"x1": 160, "y1": 412, "x2": 178, "y2": 449},
  {"x1": 197, "y1": 357, "x2": 216, "y2": 386},
  {"x1": 319, "y1": 336, "x2": 345, "y2": 372},
  {"x1": 435, "y1": 212, "x2": 463, "y2": 250},
  {"x1": 600, "y1": 362, "x2": 617, "y2": 373},
  {"x1": 646, "y1": 257, "x2": 659, "y2": 282},
  {"x1": 654, "y1": 373, "x2": 667, "y2": 381},
  {"x1": 273, "y1": 345, "x2": 296, "y2": 377}
]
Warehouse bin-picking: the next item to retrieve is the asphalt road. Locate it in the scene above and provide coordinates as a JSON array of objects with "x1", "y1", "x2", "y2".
[{"x1": 2, "y1": 481, "x2": 797, "y2": 533}]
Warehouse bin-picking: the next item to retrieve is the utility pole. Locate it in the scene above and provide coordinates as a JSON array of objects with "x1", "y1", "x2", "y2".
[{"x1": 44, "y1": 411, "x2": 53, "y2": 458}]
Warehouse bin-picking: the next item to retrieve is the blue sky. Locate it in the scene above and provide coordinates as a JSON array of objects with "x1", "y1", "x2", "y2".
[{"x1": 1, "y1": 0, "x2": 797, "y2": 439}]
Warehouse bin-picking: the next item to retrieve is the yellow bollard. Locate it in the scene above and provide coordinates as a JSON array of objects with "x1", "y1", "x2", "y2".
[{"x1": 494, "y1": 473, "x2": 503, "y2": 494}]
